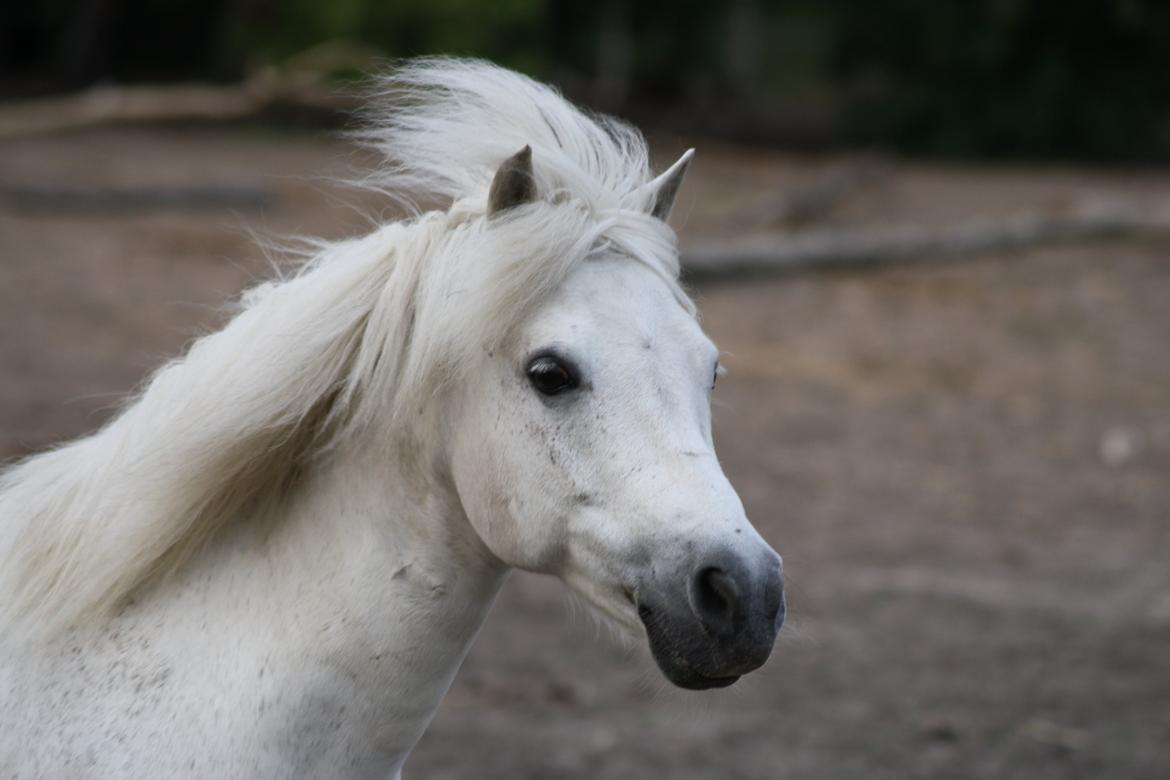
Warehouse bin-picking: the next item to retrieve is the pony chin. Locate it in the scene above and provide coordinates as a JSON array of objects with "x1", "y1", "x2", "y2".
[{"x1": 560, "y1": 571, "x2": 646, "y2": 646}]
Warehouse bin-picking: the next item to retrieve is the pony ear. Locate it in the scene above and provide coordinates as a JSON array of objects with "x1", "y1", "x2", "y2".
[
  {"x1": 648, "y1": 148, "x2": 695, "y2": 221},
  {"x1": 487, "y1": 145, "x2": 536, "y2": 215}
]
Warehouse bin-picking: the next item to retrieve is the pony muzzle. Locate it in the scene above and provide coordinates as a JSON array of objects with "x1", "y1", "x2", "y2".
[{"x1": 635, "y1": 548, "x2": 785, "y2": 690}]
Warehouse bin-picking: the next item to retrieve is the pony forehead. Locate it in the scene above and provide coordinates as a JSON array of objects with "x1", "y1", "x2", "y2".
[
  {"x1": 462, "y1": 199, "x2": 692, "y2": 320},
  {"x1": 422, "y1": 201, "x2": 690, "y2": 357}
]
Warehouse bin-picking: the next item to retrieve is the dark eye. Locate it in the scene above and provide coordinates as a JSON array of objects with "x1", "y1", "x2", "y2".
[{"x1": 526, "y1": 355, "x2": 579, "y2": 396}]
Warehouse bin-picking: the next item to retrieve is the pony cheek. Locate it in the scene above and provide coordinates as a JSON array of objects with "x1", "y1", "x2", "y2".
[
  {"x1": 489, "y1": 495, "x2": 570, "y2": 574},
  {"x1": 449, "y1": 414, "x2": 570, "y2": 572},
  {"x1": 450, "y1": 462, "x2": 556, "y2": 571}
]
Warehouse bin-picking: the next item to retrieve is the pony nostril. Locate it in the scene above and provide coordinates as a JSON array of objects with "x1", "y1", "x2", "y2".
[{"x1": 692, "y1": 567, "x2": 741, "y2": 632}]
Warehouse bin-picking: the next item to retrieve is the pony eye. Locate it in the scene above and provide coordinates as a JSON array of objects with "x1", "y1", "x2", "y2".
[{"x1": 527, "y1": 355, "x2": 579, "y2": 396}]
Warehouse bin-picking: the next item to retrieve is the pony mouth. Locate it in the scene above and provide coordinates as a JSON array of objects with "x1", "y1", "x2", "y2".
[
  {"x1": 635, "y1": 600, "x2": 756, "y2": 691},
  {"x1": 669, "y1": 670, "x2": 742, "y2": 690},
  {"x1": 609, "y1": 587, "x2": 751, "y2": 690}
]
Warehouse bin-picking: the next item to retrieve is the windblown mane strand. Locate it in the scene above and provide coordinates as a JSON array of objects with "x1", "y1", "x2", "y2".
[
  {"x1": 356, "y1": 57, "x2": 655, "y2": 214},
  {"x1": 0, "y1": 58, "x2": 691, "y2": 638}
]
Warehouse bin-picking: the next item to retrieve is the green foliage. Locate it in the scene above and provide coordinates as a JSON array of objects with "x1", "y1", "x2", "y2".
[
  {"x1": 830, "y1": 0, "x2": 1170, "y2": 160},
  {"x1": 233, "y1": 0, "x2": 550, "y2": 74}
]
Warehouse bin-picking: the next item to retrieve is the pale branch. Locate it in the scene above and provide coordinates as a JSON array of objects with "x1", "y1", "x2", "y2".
[
  {"x1": 0, "y1": 82, "x2": 353, "y2": 140},
  {"x1": 0, "y1": 40, "x2": 382, "y2": 140}
]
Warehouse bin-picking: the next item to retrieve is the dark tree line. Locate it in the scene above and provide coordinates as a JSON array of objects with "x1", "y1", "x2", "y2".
[{"x1": 2, "y1": 0, "x2": 1167, "y2": 161}]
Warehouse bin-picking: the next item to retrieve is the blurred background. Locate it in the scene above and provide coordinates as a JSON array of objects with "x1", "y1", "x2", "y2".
[
  {"x1": 5, "y1": 0, "x2": 1170, "y2": 158},
  {"x1": 2, "y1": 1, "x2": 1169, "y2": 778}
]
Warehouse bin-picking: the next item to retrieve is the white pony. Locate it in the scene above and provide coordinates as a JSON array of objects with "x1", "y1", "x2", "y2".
[{"x1": 0, "y1": 59, "x2": 784, "y2": 778}]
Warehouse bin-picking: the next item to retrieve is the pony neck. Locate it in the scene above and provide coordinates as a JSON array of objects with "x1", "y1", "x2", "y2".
[{"x1": 248, "y1": 441, "x2": 507, "y2": 775}]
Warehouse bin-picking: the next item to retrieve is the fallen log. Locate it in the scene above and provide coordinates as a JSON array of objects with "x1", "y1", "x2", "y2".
[{"x1": 683, "y1": 200, "x2": 1170, "y2": 279}]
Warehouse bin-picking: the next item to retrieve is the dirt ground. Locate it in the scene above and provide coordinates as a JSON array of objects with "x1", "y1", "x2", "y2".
[{"x1": 1, "y1": 126, "x2": 1168, "y2": 779}]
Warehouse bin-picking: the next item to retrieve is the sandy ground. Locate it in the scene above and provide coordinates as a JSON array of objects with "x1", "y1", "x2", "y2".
[{"x1": 1, "y1": 126, "x2": 1169, "y2": 779}]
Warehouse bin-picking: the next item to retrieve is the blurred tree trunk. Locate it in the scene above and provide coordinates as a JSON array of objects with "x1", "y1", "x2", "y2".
[
  {"x1": 55, "y1": 0, "x2": 113, "y2": 88},
  {"x1": 594, "y1": 0, "x2": 632, "y2": 108},
  {"x1": 725, "y1": 0, "x2": 761, "y2": 97}
]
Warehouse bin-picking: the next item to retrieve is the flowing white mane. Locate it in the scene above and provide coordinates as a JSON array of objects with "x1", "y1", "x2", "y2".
[{"x1": 0, "y1": 58, "x2": 693, "y2": 638}]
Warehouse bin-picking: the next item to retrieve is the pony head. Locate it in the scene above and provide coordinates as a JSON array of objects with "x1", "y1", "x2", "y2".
[{"x1": 363, "y1": 60, "x2": 785, "y2": 688}]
